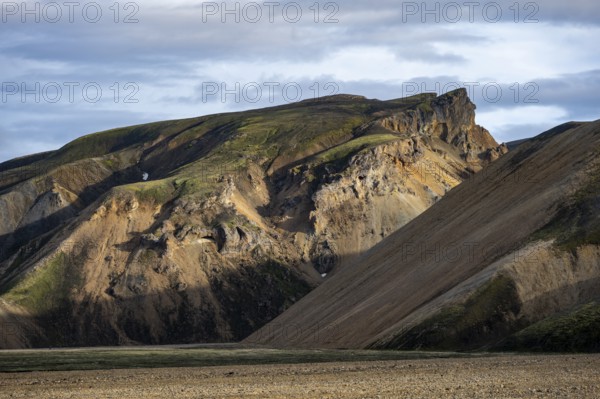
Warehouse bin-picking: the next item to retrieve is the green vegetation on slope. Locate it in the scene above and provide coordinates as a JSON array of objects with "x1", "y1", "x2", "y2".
[
  {"x1": 49, "y1": 119, "x2": 201, "y2": 165},
  {"x1": 500, "y1": 302, "x2": 600, "y2": 352},
  {"x1": 2, "y1": 252, "x2": 76, "y2": 315},
  {"x1": 112, "y1": 95, "x2": 438, "y2": 201},
  {"x1": 532, "y1": 161, "x2": 600, "y2": 251},
  {"x1": 2, "y1": 93, "x2": 444, "y2": 204},
  {"x1": 124, "y1": 179, "x2": 178, "y2": 205},
  {"x1": 313, "y1": 134, "x2": 399, "y2": 165},
  {"x1": 377, "y1": 275, "x2": 521, "y2": 351}
]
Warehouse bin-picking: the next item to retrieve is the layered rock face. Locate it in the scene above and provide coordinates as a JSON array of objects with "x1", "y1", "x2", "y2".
[
  {"x1": 0, "y1": 89, "x2": 505, "y2": 348},
  {"x1": 276, "y1": 90, "x2": 506, "y2": 274}
]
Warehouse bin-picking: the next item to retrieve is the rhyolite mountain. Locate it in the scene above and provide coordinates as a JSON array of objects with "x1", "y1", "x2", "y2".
[
  {"x1": 248, "y1": 120, "x2": 600, "y2": 352},
  {"x1": 0, "y1": 89, "x2": 506, "y2": 348}
]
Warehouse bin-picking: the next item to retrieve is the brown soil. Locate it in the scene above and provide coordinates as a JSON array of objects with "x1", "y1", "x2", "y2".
[{"x1": 1, "y1": 354, "x2": 599, "y2": 398}]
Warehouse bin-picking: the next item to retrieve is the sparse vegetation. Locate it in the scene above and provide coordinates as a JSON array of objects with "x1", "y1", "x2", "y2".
[
  {"x1": 2, "y1": 252, "x2": 74, "y2": 315},
  {"x1": 126, "y1": 179, "x2": 177, "y2": 205},
  {"x1": 417, "y1": 101, "x2": 433, "y2": 113},
  {"x1": 257, "y1": 261, "x2": 312, "y2": 306},
  {"x1": 500, "y1": 302, "x2": 600, "y2": 352},
  {"x1": 313, "y1": 133, "x2": 399, "y2": 165},
  {"x1": 0, "y1": 347, "x2": 472, "y2": 373},
  {"x1": 379, "y1": 275, "x2": 521, "y2": 350},
  {"x1": 532, "y1": 161, "x2": 600, "y2": 251}
]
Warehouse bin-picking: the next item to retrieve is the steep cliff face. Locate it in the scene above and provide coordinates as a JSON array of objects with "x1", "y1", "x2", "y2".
[
  {"x1": 379, "y1": 89, "x2": 501, "y2": 162},
  {"x1": 272, "y1": 89, "x2": 506, "y2": 273},
  {"x1": 310, "y1": 138, "x2": 464, "y2": 269},
  {"x1": 0, "y1": 89, "x2": 505, "y2": 348}
]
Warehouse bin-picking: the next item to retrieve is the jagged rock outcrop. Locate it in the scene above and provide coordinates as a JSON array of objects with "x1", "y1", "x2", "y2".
[
  {"x1": 272, "y1": 90, "x2": 506, "y2": 274},
  {"x1": 379, "y1": 90, "x2": 505, "y2": 160}
]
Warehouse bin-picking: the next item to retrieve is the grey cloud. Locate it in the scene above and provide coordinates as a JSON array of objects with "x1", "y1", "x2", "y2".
[
  {"x1": 0, "y1": 1, "x2": 518, "y2": 70},
  {"x1": 349, "y1": 71, "x2": 600, "y2": 120},
  {"x1": 336, "y1": 0, "x2": 600, "y2": 26}
]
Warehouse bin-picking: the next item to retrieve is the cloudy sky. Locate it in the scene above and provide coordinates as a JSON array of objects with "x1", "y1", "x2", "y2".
[{"x1": 0, "y1": 0, "x2": 598, "y2": 162}]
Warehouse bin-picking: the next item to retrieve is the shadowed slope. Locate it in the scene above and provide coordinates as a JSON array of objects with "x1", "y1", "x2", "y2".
[{"x1": 248, "y1": 120, "x2": 600, "y2": 351}]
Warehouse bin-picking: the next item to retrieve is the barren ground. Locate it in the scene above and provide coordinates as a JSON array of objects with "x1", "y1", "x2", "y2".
[{"x1": 1, "y1": 354, "x2": 599, "y2": 398}]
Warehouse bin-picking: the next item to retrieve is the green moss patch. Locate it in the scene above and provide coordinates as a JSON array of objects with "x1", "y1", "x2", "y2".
[
  {"x1": 532, "y1": 162, "x2": 600, "y2": 252},
  {"x1": 500, "y1": 302, "x2": 600, "y2": 352},
  {"x1": 313, "y1": 134, "x2": 399, "y2": 166},
  {"x1": 2, "y1": 252, "x2": 75, "y2": 315},
  {"x1": 125, "y1": 179, "x2": 178, "y2": 205},
  {"x1": 377, "y1": 275, "x2": 521, "y2": 351}
]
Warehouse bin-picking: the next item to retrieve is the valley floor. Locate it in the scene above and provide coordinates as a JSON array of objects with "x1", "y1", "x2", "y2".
[{"x1": 1, "y1": 354, "x2": 599, "y2": 398}]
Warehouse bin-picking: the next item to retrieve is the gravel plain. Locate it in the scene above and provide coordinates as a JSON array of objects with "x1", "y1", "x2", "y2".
[{"x1": 1, "y1": 354, "x2": 599, "y2": 398}]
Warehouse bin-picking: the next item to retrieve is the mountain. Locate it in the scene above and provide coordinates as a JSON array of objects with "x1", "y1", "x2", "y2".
[
  {"x1": 248, "y1": 120, "x2": 600, "y2": 352},
  {"x1": 505, "y1": 138, "x2": 530, "y2": 151},
  {"x1": 0, "y1": 89, "x2": 505, "y2": 349}
]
